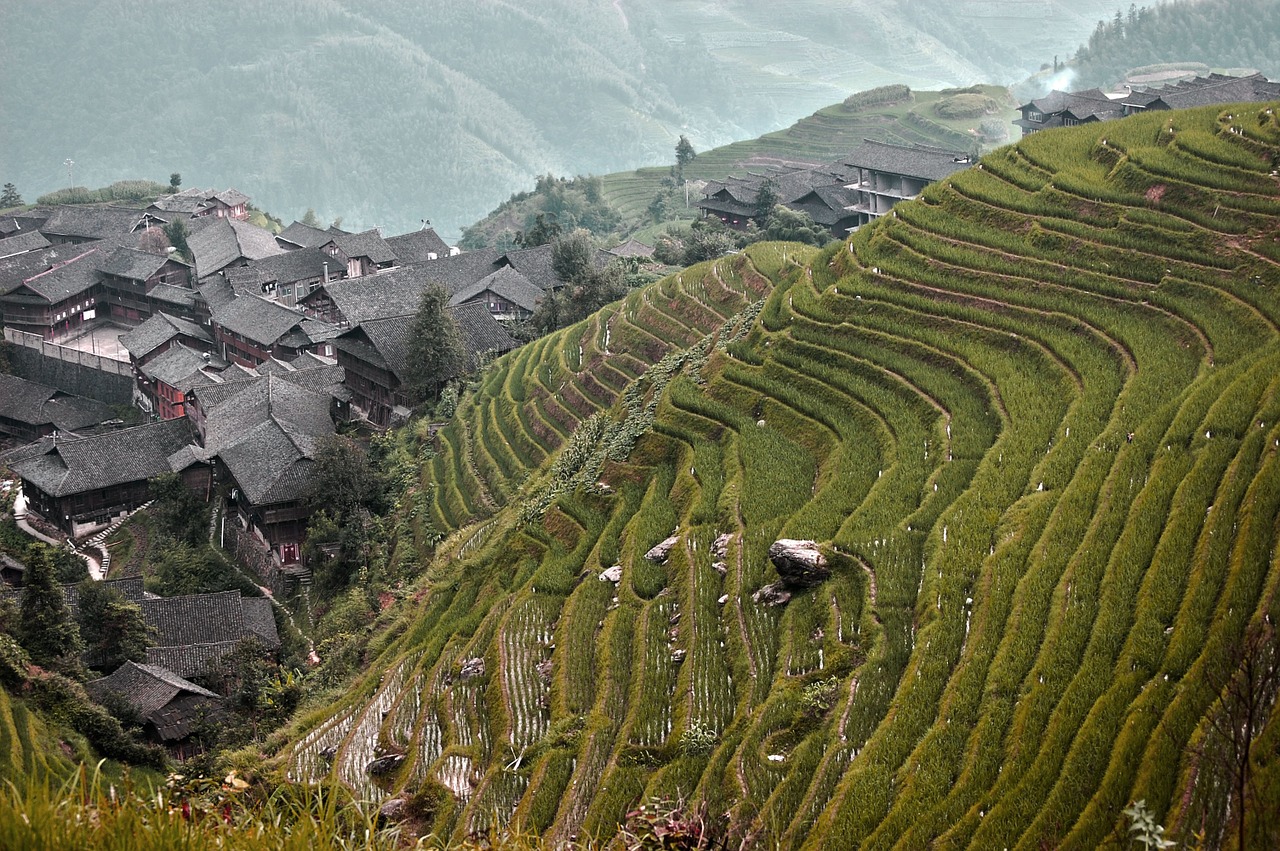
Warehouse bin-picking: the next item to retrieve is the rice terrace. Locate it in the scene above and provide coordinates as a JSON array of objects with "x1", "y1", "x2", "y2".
[{"x1": 271, "y1": 101, "x2": 1280, "y2": 849}]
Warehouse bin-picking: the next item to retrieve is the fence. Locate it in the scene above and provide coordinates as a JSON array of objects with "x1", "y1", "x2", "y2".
[{"x1": 3, "y1": 327, "x2": 131, "y2": 376}]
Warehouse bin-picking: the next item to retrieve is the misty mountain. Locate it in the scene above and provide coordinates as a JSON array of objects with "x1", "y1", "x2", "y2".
[{"x1": 1, "y1": 0, "x2": 1125, "y2": 239}]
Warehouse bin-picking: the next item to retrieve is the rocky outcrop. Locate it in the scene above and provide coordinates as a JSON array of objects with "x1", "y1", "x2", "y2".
[
  {"x1": 599, "y1": 564, "x2": 623, "y2": 583},
  {"x1": 367, "y1": 754, "x2": 405, "y2": 776},
  {"x1": 753, "y1": 540, "x2": 831, "y2": 607},
  {"x1": 644, "y1": 534, "x2": 680, "y2": 563},
  {"x1": 768, "y1": 539, "x2": 830, "y2": 588}
]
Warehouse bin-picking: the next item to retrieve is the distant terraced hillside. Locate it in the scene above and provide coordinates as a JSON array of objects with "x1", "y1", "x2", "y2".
[{"x1": 283, "y1": 102, "x2": 1280, "y2": 849}]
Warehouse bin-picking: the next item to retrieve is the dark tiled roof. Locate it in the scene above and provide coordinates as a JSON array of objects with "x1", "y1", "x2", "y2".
[
  {"x1": 13, "y1": 246, "x2": 102, "y2": 301},
  {"x1": 211, "y1": 294, "x2": 306, "y2": 347},
  {"x1": 385, "y1": 228, "x2": 450, "y2": 262},
  {"x1": 148, "y1": 283, "x2": 200, "y2": 308},
  {"x1": 96, "y1": 247, "x2": 173, "y2": 282},
  {"x1": 141, "y1": 343, "x2": 226, "y2": 391},
  {"x1": 277, "y1": 221, "x2": 341, "y2": 249},
  {"x1": 607, "y1": 238, "x2": 654, "y2": 259},
  {"x1": 0, "y1": 373, "x2": 61, "y2": 425},
  {"x1": 843, "y1": 139, "x2": 972, "y2": 182},
  {"x1": 86, "y1": 661, "x2": 221, "y2": 740},
  {"x1": 451, "y1": 302, "x2": 519, "y2": 367},
  {"x1": 188, "y1": 218, "x2": 283, "y2": 276},
  {"x1": 0, "y1": 374, "x2": 112, "y2": 433},
  {"x1": 0, "y1": 230, "x2": 52, "y2": 259},
  {"x1": 501, "y1": 243, "x2": 607, "y2": 292},
  {"x1": 203, "y1": 374, "x2": 335, "y2": 505},
  {"x1": 145, "y1": 642, "x2": 239, "y2": 680},
  {"x1": 248, "y1": 247, "x2": 335, "y2": 286},
  {"x1": 1143, "y1": 73, "x2": 1280, "y2": 109},
  {"x1": 119, "y1": 312, "x2": 212, "y2": 360},
  {"x1": 213, "y1": 188, "x2": 249, "y2": 208},
  {"x1": 0, "y1": 576, "x2": 146, "y2": 614},
  {"x1": 448, "y1": 266, "x2": 543, "y2": 313},
  {"x1": 142, "y1": 590, "x2": 248, "y2": 647},
  {"x1": 7, "y1": 419, "x2": 195, "y2": 497},
  {"x1": 40, "y1": 206, "x2": 146, "y2": 240},
  {"x1": 0, "y1": 244, "x2": 80, "y2": 297},
  {"x1": 42, "y1": 394, "x2": 115, "y2": 433},
  {"x1": 327, "y1": 229, "x2": 396, "y2": 265},
  {"x1": 241, "y1": 597, "x2": 281, "y2": 649}
]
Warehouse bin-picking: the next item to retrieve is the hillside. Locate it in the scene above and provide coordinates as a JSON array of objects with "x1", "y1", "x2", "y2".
[
  {"x1": 0, "y1": 1, "x2": 1124, "y2": 240},
  {"x1": 461, "y1": 84, "x2": 1015, "y2": 248},
  {"x1": 280, "y1": 99, "x2": 1280, "y2": 849}
]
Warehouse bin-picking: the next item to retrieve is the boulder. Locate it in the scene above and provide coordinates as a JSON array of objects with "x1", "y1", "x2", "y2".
[
  {"x1": 458, "y1": 657, "x2": 485, "y2": 680},
  {"x1": 768, "y1": 539, "x2": 830, "y2": 588},
  {"x1": 644, "y1": 535, "x2": 680, "y2": 563},
  {"x1": 712, "y1": 561, "x2": 728, "y2": 576},
  {"x1": 711, "y1": 533, "x2": 733, "y2": 559},
  {"x1": 379, "y1": 796, "x2": 409, "y2": 821},
  {"x1": 752, "y1": 582, "x2": 792, "y2": 607},
  {"x1": 367, "y1": 754, "x2": 405, "y2": 776},
  {"x1": 599, "y1": 564, "x2": 623, "y2": 583}
]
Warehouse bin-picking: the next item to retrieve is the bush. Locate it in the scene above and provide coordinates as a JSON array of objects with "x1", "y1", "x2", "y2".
[{"x1": 843, "y1": 84, "x2": 912, "y2": 110}]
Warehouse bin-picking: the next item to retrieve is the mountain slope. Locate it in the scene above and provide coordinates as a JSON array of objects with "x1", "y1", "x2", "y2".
[
  {"x1": 283, "y1": 102, "x2": 1280, "y2": 848},
  {"x1": 1, "y1": 1, "x2": 1124, "y2": 239}
]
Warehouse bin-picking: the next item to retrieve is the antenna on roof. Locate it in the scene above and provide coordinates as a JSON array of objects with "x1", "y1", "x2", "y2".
[{"x1": 421, "y1": 218, "x2": 431, "y2": 230}]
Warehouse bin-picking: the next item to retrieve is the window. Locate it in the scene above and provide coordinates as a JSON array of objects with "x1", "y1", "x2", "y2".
[
  {"x1": 282, "y1": 286, "x2": 293, "y2": 296},
  {"x1": 1027, "y1": 110, "x2": 1043, "y2": 122}
]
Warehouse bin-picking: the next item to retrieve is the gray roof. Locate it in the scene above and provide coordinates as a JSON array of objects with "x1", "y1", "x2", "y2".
[
  {"x1": 0, "y1": 230, "x2": 52, "y2": 259},
  {"x1": 86, "y1": 661, "x2": 221, "y2": 741},
  {"x1": 11, "y1": 245, "x2": 102, "y2": 301},
  {"x1": 119, "y1": 312, "x2": 212, "y2": 360},
  {"x1": 241, "y1": 597, "x2": 280, "y2": 649},
  {"x1": 451, "y1": 302, "x2": 520, "y2": 366},
  {"x1": 141, "y1": 343, "x2": 227, "y2": 391},
  {"x1": 201, "y1": 374, "x2": 335, "y2": 505},
  {"x1": 385, "y1": 227, "x2": 450, "y2": 262},
  {"x1": 0, "y1": 373, "x2": 112, "y2": 432},
  {"x1": 248, "y1": 247, "x2": 335, "y2": 286},
  {"x1": 145, "y1": 643, "x2": 240, "y2": 680},
  {"x1": 1136, "y1": 73, "x2": 1280, "y2": 110},
  {"x1": 211, "y1": 294, "x2": 307, "y2": 347},
  {"x1": 142, "y1": 590, "x2": 250, "y2": 647},
  {"x1": 607, "y1": 238, "x2": 654, "y2": 259},
  {"x1": 6, "y1": 419, "x2": 195, "y2": 497},
  {"x1": 326, "y1": 229, "x2": 396, "y2": 265},
  {"x1": 277, "y1": 221, "x2": 345, "y2": 249},
  {"x1": 96, "y1": 246, "x2": 179, "y2": 282},
  {"x1": 187, "y1": 218, "x2": 283, "y2": 276},
  {"x1": 213, "y1": 188, "x2": 249, "y2": 208},
  {"x1": 842, "y1": 139, "x2": 972, "y2": 182},
  {"x1": 40, "y1": 206, "x2": 148, "y2": 240},
  {"x1": 448, "y1": 265, "x2": 543, "y2": 313}
]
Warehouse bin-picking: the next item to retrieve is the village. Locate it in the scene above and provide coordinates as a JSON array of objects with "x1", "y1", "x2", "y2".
[{"x1": 0, "y1": 67, "x2": 1275, "y2": 758}]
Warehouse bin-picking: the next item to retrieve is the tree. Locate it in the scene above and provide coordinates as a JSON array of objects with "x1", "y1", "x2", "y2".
[
  {"x1": 406, "y1": 285, "x2": 464, "y2": 403},
  {"x1": 149, "y1": 471, "x2": 207, "y2": 546},
  {"x1": 76, "y1": 581, "x2": 153, "y2": 672},
  {"x1": 516, "y1": 212, "x2": 562, "y2": 248},
  {"x1": 305, "y1": 435, "x2": 384, "y2": 522},
  {"x1": 753, "y1": 179, "x2": 780, "y2": 223},
  {"x1": 163, "y1": 218, "x2": 191, "y2": 263},
  {"x1": 1197, "y1": 624, "x2": 1280, "y2": 850},
  {"x1": 301, "y1": 208, "x2": 322, "y2": 228},
  {"x1": 168, "y1": 172, "x2": 181, "y2": 192},
  {"x1": 762, "y1": 205, "x2": 832, "y2": 246},
  {"x1": 17, "y1": 548, "x2": 84, "y2": 676},
  {"x1": 0, "y1": 183, "x2": 23, "y2": 208},
  {"x1": 675, "y1": 135, "x2": 696, "y2": 180}
]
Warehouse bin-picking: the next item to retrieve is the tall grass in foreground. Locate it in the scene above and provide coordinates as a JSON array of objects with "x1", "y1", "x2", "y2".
[{"x1": 0, "y1": 762, "x2": 612, "y2": 850}]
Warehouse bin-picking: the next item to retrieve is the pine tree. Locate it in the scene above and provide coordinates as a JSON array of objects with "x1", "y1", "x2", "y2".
[
  {"x1": 407, "y1": 285, "x2": 464, "y2": 403},
  {"x1": 0, "y1": 183, "x2": 22, "y2": 207},
  {"x1": 76, "y1": 581, "x2": 152, "y2": 673},
  {"x1": 18, "y1": 548, "x2": 84, "y2": 677}
]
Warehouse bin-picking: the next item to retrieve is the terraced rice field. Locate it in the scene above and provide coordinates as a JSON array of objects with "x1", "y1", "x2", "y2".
[{"x1": 284, "y1": 102, "x2": 1280, "y2": 848}]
